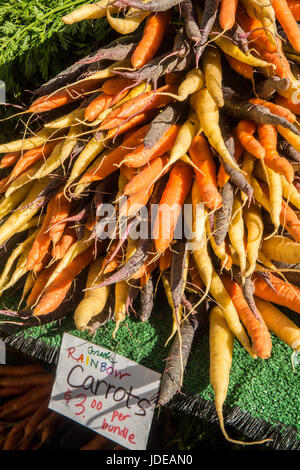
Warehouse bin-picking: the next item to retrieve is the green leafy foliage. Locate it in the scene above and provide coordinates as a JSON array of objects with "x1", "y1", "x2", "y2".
[{"x1": 0, "y1": 0, "x2": 110, "y2": 97}]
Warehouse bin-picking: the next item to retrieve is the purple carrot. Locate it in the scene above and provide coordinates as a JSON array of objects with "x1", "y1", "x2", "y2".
[
  {"x1": 115, "y1": 0, "x2": 183, "y2": 11},
  {"x1": 157, "y1": 315, "x2": 200, "y2": 406},
  {"x1": 272, "y1": 261, "x2": 300, "y2": 288},
  {"x1": 144, "y1": 102, "x2": 181, "y2": 149},
  {"x1": 256, "y1": 77, "x2": 290, "y2": 101},
  {"x1": 34, "y1": 33, "x2": 142, "y2": 96},
  {"x1": 214, "y1": 182, "x2": 234, "y2": 246},
  {"x1": 86, "y1": 237, "x2": 153, "y2": 290},
  {"x1": 139, "y1": 276, "x2": 154, "y2": 322},
  {"x1": 181, "y1": 0, "x2": 202, "y2": 43},
  {"x1": 195, "y1": 0, "x2": 220, "y2": 65},
  {"x1": 126, "y1": 279, "x2": 140, "y2": 315},
  {"x1": 277, "y1": 136, "x2": 300, "y2": 163},
  {"x1": 225, "y1": 23, "x2": 250, "y2": 55},
  {"x1": 223, "y1": 86, "x2": 300, "y2": 137}
]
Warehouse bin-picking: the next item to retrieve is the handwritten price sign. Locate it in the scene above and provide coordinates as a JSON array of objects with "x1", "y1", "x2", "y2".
[{"x1": 49, "y1": 333, "x2": 161, "y2": 450}]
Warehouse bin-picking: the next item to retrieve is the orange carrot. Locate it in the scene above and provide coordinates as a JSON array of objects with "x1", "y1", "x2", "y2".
[
  {"x1": 236, "y1": 120, "x2": 266, "y2": 160},
  {"x1": 119, "y1": 184, "x2": 154, "y2": 218},
  {"x1": 271, "y1": 0, "x2": 300, "y2": 52},
  {"x1": 26, "y1": 262, "x2": 59, "y2": 308},
  {"x1": 159, "y1": 247, "x2": 172, "y2": 272},
  {"x1": 101, "y1": 239, "x2": 125, "y2": 276},
  {"x1": 84, "y1": 89, "x2": 128, "y2": 122},
  {"x1": 106, "y1": 109, "x2": 157, "y2": 140},
  {"x1": 101, "y1": 76, "x2": 133, "y2": 95},
  {"x1": 249, "y1": 98, "x2": 296, "y2": 123},
  {"x1": 189, "y1": 135, "x2": 222, "y2": 211},
  {"x1": 224, "y1": 53, "x2": 254, "y2": 80},
  {"x1": 123, "y1": 154, "x2": 169, "y2": 195},
  {"x1": 221, "y1": 274, "x2": 272, "y2": 359},
  {"x1": 51, "y1": 228, "x2": 77, "y2": 260},
  {"x1": 29, "y1": 79, "x2": 101, "y2": 113},
  {"x1": 0, "y1": 176, "x2": 10, "y2": 194},
  {"x1": 287, "y1": 0, "x2": 300, "y2": 20},
  {"x1": 280, "y1": 199, "x2": 300, "y2": 242},
  {"x1": 274, "y1": 95, "x2": 300, "y2": 115},
  {"x1": 9, "y1": 142, "x2": 58, "y2": 180},
  {"x1": 153, "y1": 161, "x2": 194, "y2": 254},
  {"x1": 0, "y1": 152, "x2": 20, "y2": 169},
  {"x1": 48, "y1": 191, "x2": 72, "y2": 245},
  {"x1": 253, "y1": 272, "x2": 300, "y2": 314},
  {"x1": 236, "y1": 6, "x2": 277, "y2": 53},
  {"x1": 257, "y1": 124, "x2": 294, "y2": 183},
  {"x1": 120, "y1": 164, "x2": 141, "y2": 181},
  {"x1": 99, "y1": 84, "x2": 177, "y2": 131},
  {"x1": 237, "y1": 6, "x2": 293, "y2": 79},
  {"x1": 33, "y1": 245, "x2": 96, "y2": 316},
  {"x1": 131, "y1": 11, "x2": 171, "y2": 69},
  {"x1": 78, "y1": 124, "x2": 150, "y2": 185},
  {"x1": 26, "y1": 196, "x2": 56, "y2": 271},
  {"x1": 219, "y1": 0, "x2": 238, "y2": 31},
  {"x1": 123, "y1": 124, "x2": 180, "y2": 168}
]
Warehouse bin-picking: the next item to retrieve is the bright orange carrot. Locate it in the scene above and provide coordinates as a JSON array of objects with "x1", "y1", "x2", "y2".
[
  {"x1": 123, "y1": 124, "x2": 180, "y2": 168},
  {"x1": 119, "y1": 184, "x2": 154, "y2": 218},
  {"x1": 0, "y1": 152, "x2": 20, "y2": 169},
  {"x1": 237, "y1": 6, "x2": 277, "y2": 53},
  {"x1": 106, "y1": 109, "x2": 157, "y2": 140},
  {"x1": 237, "y1": 6, "x2": 293, "y2": 79},
  {"x1": 253, "y1": 272, "x2": 300, "y2": 315},
  {"x1": 236, "y1": 120, "x2": 266, "y2": 160},
  {"x1": 153, "y1": 161, "x2": 194, "y2": 254},
  {"x1": 120, "y1": 164, "x2": 141, "y2": 181},
  {"x1": 287, "y1": 0, "x2": 300, "y2": 20},
  {"x1": 221, "y1": 274, "x2": 272, "y2": 359},
  {"x1": 131, "y1": 11, "x2": 171, "y2": 69},
  {"x1": 219, "y1": 0, "x2": 238, "y2": 30},
  {"x1": 9, "y1": 141, "x2": 58, "y2": 181},
  {"x1": 48, "y1": 191, "x2": 72, "y2": 245},
  {"x1": 159, "y1": 247, "x2": 172, "y2": 272},
  {"x1": 78, "y1": 124, "x2": 150, "y2": 185},
  {"x1": 99, "y1": 84, "x2": 177, "y2": 131},
  {"x1": 29, "y1": 79, "x2": 101, "y2": 113},
  {"x1": 274, "y1": 95, "x2": 300, "y2": 115},
  {"x1": 257, "y1": 124, "x2": 294, "y2": 183},
  {"x1": 188, "y1": 135, "x2": 222, "y2": 210},
  {"x1": 0, "y1": 176, "x2": 10, "y2": 194},
  {"x1": 123, "y1": 154, "x2": 169, "y2": 195},
  {"x1": 84, "y1": 89, "x2": 128, "y2": 122},
  {"x1": 26, "y1": 262, "x2": 59, "y2": 308},
  {"x1": 224, "y1": 53, "x2": 254, "y2": 80},
  {"x1": 271, "y1": 0, "x2": 300, "y2": 51},
  {"x1": 26, "y1": 197, "x2": 56, "y2": 271},
  {"x1": 51, "y1": 227, "x2": 77, "y2": 260},
  {"x1": 101, "y1": 76, "x2": 133, "y2": 95},
  {"x1": 33, "y1": 245, "x2": 96, "y2": 316}
]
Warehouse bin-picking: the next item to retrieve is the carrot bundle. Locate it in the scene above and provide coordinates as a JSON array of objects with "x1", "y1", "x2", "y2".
[{"x1": 1, "y1": 0, "x2": 300, "y2": 449}]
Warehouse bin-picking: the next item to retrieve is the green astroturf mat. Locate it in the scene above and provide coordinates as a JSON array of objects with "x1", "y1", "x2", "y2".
[
  {"x1": 0, "y1": 289, "x2": 299, "y2": 450},
  {"x1": 0, "y1": 0, "x2": 299, "y2": 451}
]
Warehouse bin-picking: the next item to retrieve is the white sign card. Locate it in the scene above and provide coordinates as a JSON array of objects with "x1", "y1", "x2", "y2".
[{"x1": 49, "y1": 333, "x2": 161, "y2": 450}]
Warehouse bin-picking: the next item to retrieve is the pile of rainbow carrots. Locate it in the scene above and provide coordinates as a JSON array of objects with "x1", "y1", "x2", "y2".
[{"x1": 1, "y1": 0, "x2": 300, "y2": 445}]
